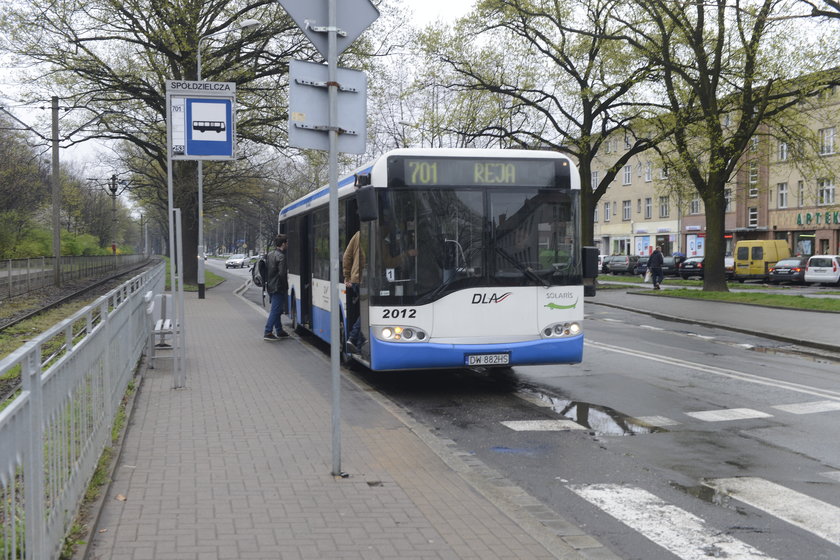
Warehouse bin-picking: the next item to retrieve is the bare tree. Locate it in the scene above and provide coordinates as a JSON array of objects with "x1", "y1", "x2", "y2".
[
  {"x1": 615, "y1": 0, "x2": 840, "y2": 290},
  {"x1": 798, "y1": 0, "x2": 840, "y2": 18},
  {"x1": 0, "y1": 0, "x2": 321, "y2": 281},
  {"x1": 419, "y1": 0, "x2": 671, "y2": 246}
]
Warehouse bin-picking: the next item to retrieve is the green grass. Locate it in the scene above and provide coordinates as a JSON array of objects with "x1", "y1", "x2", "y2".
[
  {"x1": 600, "y1": 275, "x2": 803, "y2": 290},
  {"x1": 639, "y1": 288, "x2": 840, "y2": 312},
  {"x1": 163, "y1": 257, "x2": 227, "y2": 291},
  {"x1": 60, "y1": 378, "x2": 137, "y2": 559}
]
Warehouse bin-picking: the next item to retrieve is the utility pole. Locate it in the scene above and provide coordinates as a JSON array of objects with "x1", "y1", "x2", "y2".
[
  {"x1": 108, "y1": 175, "x2": 119, "y2": 255},
  {"x1": 87, "y1": 175, "x2": 129, "y2": 254},
  {"x1": 51, "y1": 97, "x2": 61, "y2": 285},
  {"x1": 2, "y1": 99, "x2": 117, "y2": 284}
]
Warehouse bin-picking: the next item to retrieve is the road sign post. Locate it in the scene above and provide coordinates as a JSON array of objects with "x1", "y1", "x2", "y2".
[
  {"x1": 278, "y1": 0, "x2": 378, "y2": 477},
  {"x1": 164, "y1": 80, "x2": 237, "y2": 386},
  {"x1": 166, "y1": 80, "x2": 237, "y2": 300}
]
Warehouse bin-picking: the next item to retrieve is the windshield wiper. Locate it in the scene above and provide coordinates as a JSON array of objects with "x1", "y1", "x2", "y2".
[{"x1": 494, "y1": 246, "x2": 550, "y2": 287}]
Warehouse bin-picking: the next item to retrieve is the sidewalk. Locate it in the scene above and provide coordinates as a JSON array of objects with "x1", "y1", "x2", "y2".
[
  {"x1": 85, "y1": 275, "x2": 613, "y2": 560},
  {"x1": 592, "y1": 282, "x2": 840, "y2": 354}
]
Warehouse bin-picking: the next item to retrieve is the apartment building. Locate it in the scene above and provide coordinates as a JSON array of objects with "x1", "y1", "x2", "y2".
[
  {"x1": 591, "y1": 87, "x2": 839, "y2": 258},
  {"x1": 591, "y1": 135, "x2": 684, "y2": 258}
]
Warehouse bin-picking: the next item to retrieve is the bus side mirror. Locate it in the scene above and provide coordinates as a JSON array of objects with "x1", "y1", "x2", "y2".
[
  {"x1": 356, "y1": 186, "x2": 378, "y2": 222},
  {"x1": 582, "y1": 246, "x2": 598, "y2": 297}
]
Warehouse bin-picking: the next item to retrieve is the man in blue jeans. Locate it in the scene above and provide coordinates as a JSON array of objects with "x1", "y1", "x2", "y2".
[{"x1": 263, "y1": 234, "x2": 289, "y2": 340}]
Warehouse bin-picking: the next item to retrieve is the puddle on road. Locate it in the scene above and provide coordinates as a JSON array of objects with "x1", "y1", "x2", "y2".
[
  {"x1": 521, "y1": 389, "x2": 667, "y2": 436},
  {"x1": 669, "y1": 481, "x2": 749, "y2": 515}
]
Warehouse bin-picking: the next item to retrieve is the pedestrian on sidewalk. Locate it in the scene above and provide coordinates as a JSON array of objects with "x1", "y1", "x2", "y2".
[
  {"x1": 263, "y1": 234, "x2": 290, "y2": 340},
  {"x1": 648, "y1": 245, "x2": 664, "y2": 290}
]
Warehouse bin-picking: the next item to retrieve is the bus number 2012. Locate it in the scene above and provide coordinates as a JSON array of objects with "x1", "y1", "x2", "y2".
[{"x1": 382, "y1": 308, "x2": 417, "y2": 319}]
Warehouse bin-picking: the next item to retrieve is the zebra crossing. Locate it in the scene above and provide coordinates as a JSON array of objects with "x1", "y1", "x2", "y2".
[
  {"x1": 567, "y1": 483, "x2": 778, "y2": 560},
  {"x1": 515, "y1": 388, "x2": 840, "y2": 431},
  {"x1": 568, "y1": 478, "x2": 840, "y2": 559},
  {"x1": 506, "y1": 391, "x2": 840, "y2": 558}
]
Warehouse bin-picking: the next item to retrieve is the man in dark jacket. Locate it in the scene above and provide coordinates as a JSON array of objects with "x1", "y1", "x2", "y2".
[
  {"x1": 648, "y1": 246, "x2": 664, "y2": 290},
  {"x1": 263, "y1": 234, "x2": 289, "y2": 340}
]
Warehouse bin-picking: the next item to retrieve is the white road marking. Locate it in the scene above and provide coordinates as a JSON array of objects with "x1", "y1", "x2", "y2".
[
  {"x1": 639, "y1": 325, "x2": 665, "y2": 331},
  {"x1": 704, "y1": 477, "x2": 840, "y2": 547},
  {"x1": 567, "y1": 483, "x2": 777, "y2": 560},
  {"x1": 501, "y1": 419, "x2": 585, "y2": 431},
  {"x1": 686, "y1": 408, "x2": 773, "y2": 422},
  {"x1": 586, "y1": 339, "x2": 840, "y2": 402},
  {"x1": 773, "y1": 400, "x2": 840, "y2": 415},
  {"x1": 516, "y1": 392, "x2": 554, "y2": 408},
  {"x1": 820, "y1": 471, "x2": 840, "y2": 483},
  {"x1": 686, "y1": 333, "x2": 716, "y2": 340},
  {"x1": 635, "y1": 415, "x2": 681, "y2": 427}
]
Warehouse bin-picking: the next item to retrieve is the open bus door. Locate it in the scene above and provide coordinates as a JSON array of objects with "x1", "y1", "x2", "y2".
[{"x1": 298, "y1": 214, "x2": 312, "y2": 331}]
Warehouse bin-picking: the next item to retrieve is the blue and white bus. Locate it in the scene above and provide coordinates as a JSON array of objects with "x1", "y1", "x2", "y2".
[{"x1": 279, "y1": 148, "x2": 596, "y2": 371}]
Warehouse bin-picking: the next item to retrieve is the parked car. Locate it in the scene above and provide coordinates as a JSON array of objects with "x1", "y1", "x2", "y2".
[
  {"x1": 679, "y1": 257, "x2": 705, "y2": 279},
  {"x1": 225, "y1": 253, "x2": 249, "y2": 268},
  {"x1": 633, "y1": 256, "x2": 650, "y2": 276},
  {"x1": 606, "y1": 255, "x2": 639, "y2": 275},
  {"x1": 725, "y1": 256, "x2": 735, "y2": 280},
  {"x1": 601, "y1": 255, "x2": 622, "y2": 274},
  {"x1": 662, "y1": 255, "x2": 686, "y2": 276},
  {"x1": 804, "y1": 255, "x2": 840, "y2": 285},
  {"x1": 768, "y1": 256, "x2": 809, "y2": 284}
]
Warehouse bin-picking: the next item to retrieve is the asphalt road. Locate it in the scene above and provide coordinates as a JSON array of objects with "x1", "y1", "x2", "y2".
[
  {"x1": 214, "y1": 261, "x2": 840, "y2": 560},
  {"x1": 357, "y1": 306, "x2": 840, "y2": 560}
]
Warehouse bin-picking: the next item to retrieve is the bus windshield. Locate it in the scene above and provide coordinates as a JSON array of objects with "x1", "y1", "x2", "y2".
[{"x1": 369, "y1": 186, "x2": 580, "y2": 306}]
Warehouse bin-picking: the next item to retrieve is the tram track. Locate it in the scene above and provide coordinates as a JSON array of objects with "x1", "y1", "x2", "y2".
[{"x1": 0, "y1": 257, "x2": 160, "y2": 404}]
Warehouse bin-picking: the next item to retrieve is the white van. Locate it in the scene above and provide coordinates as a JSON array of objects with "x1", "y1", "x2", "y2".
[{"x1": 804, "y1": 255, "x2": 840, "y2": 285}]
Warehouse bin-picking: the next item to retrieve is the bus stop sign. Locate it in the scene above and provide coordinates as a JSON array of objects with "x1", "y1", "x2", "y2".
[{"x1": 277, "y1": 0, "x2": 379, "y2": 58}]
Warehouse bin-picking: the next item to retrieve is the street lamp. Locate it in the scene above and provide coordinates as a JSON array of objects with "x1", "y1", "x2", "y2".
[{"x1": 196, "y1": 17, "x2": 261, "y2": 298}]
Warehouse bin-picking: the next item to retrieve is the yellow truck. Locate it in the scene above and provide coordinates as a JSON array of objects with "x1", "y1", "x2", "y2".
[{"x1": 734, "y1": 240, "x2": 791, "y2": 282}]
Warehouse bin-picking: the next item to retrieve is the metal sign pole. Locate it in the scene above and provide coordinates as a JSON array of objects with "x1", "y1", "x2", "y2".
[
  {"x1": 327, "y1": 0, "x2": 342, "y2": 477},
  {"x1": 278, "y1": 0, "x2": 377, "y2": 479},
  {"x1": 198, "y1": 162, "x2": 206, "y2": 299},
  {"x1": 165, "y1": 129, "x2": 182, "y2": 387}
]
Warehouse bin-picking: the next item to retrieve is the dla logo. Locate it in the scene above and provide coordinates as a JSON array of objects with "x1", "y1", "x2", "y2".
[{"x1": 471, "y1": 292, "x2": 512, "y2": 304}]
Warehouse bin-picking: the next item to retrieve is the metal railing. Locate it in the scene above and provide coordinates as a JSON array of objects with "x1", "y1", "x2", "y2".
[
  {"x1": 2, "y1": 254, "x2": 149, "y2": 300},
  {"x1": 0, "y1": 260, "x2": 165, "y2": 559}
]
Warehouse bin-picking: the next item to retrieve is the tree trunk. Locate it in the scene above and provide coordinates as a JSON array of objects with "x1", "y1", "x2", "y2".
[
  {"x1": 701, "y1": 181, "x2": 729, "y2": 292},
  {"x1": 172, "y1": 161, "x2": 199, "y2": 285},
  {"x1": 578, "y1": 161, "x2": 595, "y2": 248}
]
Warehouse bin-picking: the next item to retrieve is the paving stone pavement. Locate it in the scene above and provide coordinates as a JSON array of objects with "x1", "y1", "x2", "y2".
[{"x1": 86, "y1": 277, "x2": 617, "y2": 560}]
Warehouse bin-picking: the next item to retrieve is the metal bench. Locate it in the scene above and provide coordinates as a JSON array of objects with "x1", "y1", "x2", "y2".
[{"x1": 145, "y1": 291, "x2": 175, "y2": 369}]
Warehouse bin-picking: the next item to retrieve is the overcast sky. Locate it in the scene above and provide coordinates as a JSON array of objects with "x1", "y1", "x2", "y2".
[
  {"x1": 410, "y1": 0, "x2": 474, "y2": 26},
  {"x1": 0, "y1": 1, "x2": 480, "y2": 169}
]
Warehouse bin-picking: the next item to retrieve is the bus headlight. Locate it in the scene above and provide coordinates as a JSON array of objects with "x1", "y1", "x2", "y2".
[{"x1": 377, "y1": 326, "x2": 427, "y2": 342}]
